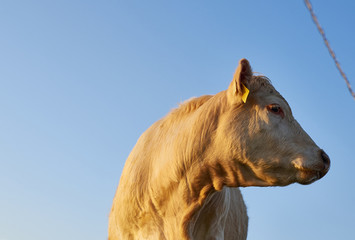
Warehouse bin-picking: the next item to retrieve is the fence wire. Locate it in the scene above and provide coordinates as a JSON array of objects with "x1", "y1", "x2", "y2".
[{"x1": 304, "y1": 0, "x2": 355, "y2": 100}]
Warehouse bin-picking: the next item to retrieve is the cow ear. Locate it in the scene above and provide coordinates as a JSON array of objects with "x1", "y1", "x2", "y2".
[{"x1": 227, "y1": 58, "x2": 253, "y2": 104}]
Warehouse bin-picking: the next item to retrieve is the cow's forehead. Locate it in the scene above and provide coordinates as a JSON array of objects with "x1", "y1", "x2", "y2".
[
  {"x1": 250, "y1": 75, "x2": 275, "y2": 92},
  {"x1": 251, "y1": 75, "x2": 292, "y2": 115}
]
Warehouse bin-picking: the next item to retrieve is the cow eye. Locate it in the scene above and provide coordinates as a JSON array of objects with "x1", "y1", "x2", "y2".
[{"x1": 267, "y1": 104, "x2": 284, "y2": 118}]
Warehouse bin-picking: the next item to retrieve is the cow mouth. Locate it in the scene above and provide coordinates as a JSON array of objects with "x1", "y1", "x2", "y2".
[
  {"x1": 295, "y1": 167, "x2": 326, "y2": 185},
  {"x1": 297, "y1": 169, "x2": 321, "y2": 185},
  {"x1": 292, "y1": 160, "x2": 328, "y2": 185}
]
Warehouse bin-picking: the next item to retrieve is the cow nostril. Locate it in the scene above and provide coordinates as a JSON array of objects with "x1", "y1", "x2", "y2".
[{"x1": 319, "y1": 150, "x2": 330, "y2": 171}]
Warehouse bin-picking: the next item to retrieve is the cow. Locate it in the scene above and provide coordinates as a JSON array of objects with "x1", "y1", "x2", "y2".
[{"x1": 108, "y1": 59, "x2": 330, "y2": 240}]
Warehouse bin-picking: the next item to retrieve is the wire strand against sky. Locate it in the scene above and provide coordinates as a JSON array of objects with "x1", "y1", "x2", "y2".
[{"x1": 304, "y1": 0, "x2": 355, "y2": 100}]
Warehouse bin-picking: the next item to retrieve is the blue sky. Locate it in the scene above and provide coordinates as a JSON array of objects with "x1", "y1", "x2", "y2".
[{"x1": 1, "y1": 1, "x2": 354, "y2": 239}]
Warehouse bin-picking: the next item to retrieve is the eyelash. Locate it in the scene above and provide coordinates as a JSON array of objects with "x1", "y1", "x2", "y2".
[{"x1": 267, "y1": 104, "x2": 285, "y2": 118}]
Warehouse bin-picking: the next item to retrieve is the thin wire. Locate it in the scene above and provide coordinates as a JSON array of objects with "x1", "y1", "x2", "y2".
[{"x1": 304, "y1": 0, "x2": 355, "y2": 100}]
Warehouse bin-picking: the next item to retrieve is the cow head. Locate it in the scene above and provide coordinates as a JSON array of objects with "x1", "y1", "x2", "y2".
[{"x1": 216, "y1": 59, "x2": 330, "y2": 187}]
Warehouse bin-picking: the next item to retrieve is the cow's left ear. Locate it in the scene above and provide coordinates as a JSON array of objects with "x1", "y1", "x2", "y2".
[{"x1": 227, "y1": 58, "x2": 252, "y2": 104}]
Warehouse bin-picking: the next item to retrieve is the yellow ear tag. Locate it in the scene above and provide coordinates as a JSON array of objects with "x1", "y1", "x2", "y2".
[{"x1": 241, "y1": 83, "x2": 249, "y2": 103}]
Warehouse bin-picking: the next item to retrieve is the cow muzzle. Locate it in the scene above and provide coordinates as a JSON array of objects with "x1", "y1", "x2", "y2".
[
  {"x1": 318, "y1": 149, "x2": 330, "y2": 178},
  {"x1": 294, "y1": 149, "x2": 330, "y2": 185}
]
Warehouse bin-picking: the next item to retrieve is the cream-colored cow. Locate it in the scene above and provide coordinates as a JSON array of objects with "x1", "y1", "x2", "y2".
[{"x1": 109, "y1": 59, "x2": 330, "y2": 240}]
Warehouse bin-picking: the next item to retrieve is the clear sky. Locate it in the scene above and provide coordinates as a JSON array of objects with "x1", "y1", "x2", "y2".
[{"x1": 1, "y1": 1, "x2": 354, "y2": 239}]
